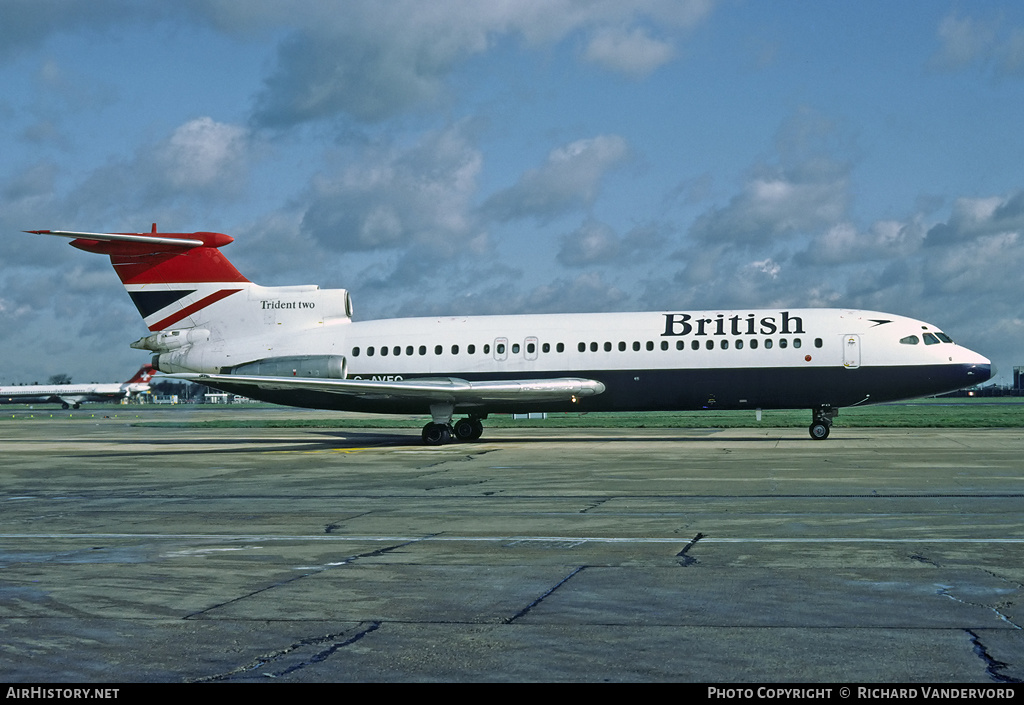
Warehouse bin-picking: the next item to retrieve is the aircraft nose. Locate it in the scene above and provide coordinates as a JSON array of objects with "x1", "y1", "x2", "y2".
[{"x1": 963, "y1": 349, "x2": 993, "y2": 385}]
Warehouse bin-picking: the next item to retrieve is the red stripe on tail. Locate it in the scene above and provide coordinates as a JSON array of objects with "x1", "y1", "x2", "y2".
[{"x1": 150, "y1": 289, "x2": 243, "y2": 331}]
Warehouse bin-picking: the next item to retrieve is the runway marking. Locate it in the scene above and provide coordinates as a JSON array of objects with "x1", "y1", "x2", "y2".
[{"x1": 1, "y1": 533, "x2": 1023, "y2": 544}]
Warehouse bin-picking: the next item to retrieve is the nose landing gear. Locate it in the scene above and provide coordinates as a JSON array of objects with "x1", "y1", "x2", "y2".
[{"x1": 809, "y1": 406, "x2": 837, "y2": 440}]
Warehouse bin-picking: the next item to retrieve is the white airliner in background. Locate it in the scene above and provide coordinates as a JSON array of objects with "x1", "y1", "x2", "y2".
[
  {"x1": 29, "y1": 226, "x2": 991, "y2": 444},
  {"x1": 1, "y1": 364, "x2": 154, "y2": 409}
]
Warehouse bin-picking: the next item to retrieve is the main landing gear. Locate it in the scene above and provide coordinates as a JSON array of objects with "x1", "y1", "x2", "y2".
[
  {"x1": 422, "y1": 403, "x2": 486, "y2": 445},
  {"x1": 422, "y1": 418, "x2": 484, "y2": 445},
  {"x1": 809, "y1": 406, "x2": 838, "y2": 440}
]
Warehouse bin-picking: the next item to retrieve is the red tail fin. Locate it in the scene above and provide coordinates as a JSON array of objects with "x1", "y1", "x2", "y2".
[{"x1": 124, "y1": 365, "x2": 156, "y2": 384}]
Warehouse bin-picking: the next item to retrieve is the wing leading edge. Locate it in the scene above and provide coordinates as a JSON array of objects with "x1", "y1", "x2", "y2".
[{"x1": 171, "y1": 373, "x2": 605, "y2": 406}]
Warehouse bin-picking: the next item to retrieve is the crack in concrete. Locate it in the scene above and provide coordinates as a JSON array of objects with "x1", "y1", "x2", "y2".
[
  {"x1": 183, "y1": 538, "x2": 430, "y2": 620},
  {"x1": 189, "y1": 621, "x2": 381, "y2": 682},
  {"x1": 965, "y1": 629, "x2": 1023, "y2": 684},
  {"x1": 676, "y1": 532, "x2": 705, "y2": 567},
  {"x1": 503, "y1": 566, "x2": 585, "y2": 624},
  {"x1": 937, "y1": 585, "x2": 1022, "y2": 630}
]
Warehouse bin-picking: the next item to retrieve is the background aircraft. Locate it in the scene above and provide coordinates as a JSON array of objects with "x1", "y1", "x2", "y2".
[{"x1": 0, "y1": 364, "x2": 154, "y2": 409}]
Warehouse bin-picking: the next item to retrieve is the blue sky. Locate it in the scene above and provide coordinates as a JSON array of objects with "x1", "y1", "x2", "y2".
[{"x1": 2, "y1": 0, "x2": 1023, "y2": 385}]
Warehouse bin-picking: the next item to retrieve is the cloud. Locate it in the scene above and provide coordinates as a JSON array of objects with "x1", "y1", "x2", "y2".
[
  {"x1": 154, "y1": 118, "x2": 249, "y2": 194},
  {"x1": 557, "y1": 219, "x2": 667, "y2": 267},
  {"x1": 0, "y1": 0, "x2": 151, "y2": 63},
  {"x1": 930, "y1": 11, "x2": 1024, "y2": 77},
  {"x1": 301, "y1": 123, "x2": 484, "y2": 253},
  {"x1": 482, "y1": 135, "x2": 629, "y2": 223},
  {"x1": 242, "y1": 0, "x2": 716, "y2": 127},
  {"x1": 688, "y1": 159, "x2": 848, "y2": 245},
  {"x1": 925, "y1": 191, "x2": 1024, "y2": 246},
  {"x1": 796, "y1": 218, "x2": 927, "y2": 266},
  {"x1": 65, "y1": 117, "x2": 252, "y2": 220},
  {"x1": 583, "y1": 26, "x2": 676, "y2": 77}
]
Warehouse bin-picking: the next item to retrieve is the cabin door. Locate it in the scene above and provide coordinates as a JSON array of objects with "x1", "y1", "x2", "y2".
[{"x1": 843, "y1": 334, "x2": 861, "y2": 369}]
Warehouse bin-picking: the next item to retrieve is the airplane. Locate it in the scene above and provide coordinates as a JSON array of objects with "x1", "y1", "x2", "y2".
[
  {"x1": 0, "y1": 364, "x2": 154, "y2": 409},
  {"x1": 27, "y1": 226, "x2": 992, "y2": 444}
]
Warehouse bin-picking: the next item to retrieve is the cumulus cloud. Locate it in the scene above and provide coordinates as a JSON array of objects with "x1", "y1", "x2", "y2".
[
  {"x1": 796, "y1": 218, "x2": 927, "y2": 266},
  {"x1": 557, "y1": 219, "x2": 667, "y2": 267},
  {"x1": 583, "y1": 26, "x2": 676, "y2": 77},
  {"x1": 925, "y1": 192, "x2": 1024, "y2": 246},
  {"x1": 482, "y1": 135, "x2": 630, "y2": 223},
  {"x1": 242, "y1": 0, "x2": 715, "y2": 126},
  {"x1": 154, "y1": 118, "x2": 249, "y2": 193},
  {"x1": 301, "y1": 123, "x2": 484, "y2": 253},
  {"x1": 66, "y1": 117, "x2": 252, "y2": 218},
  {"x1": 688, "y1": 159, "x2": 848, "y2": 245},
  {"x1": 930, "y1": 11, "x2": 1024, "y2": 76}
]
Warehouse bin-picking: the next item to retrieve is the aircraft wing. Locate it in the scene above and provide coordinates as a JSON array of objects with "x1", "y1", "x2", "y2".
[{"x1": 170, "y1": 373, "x2": 605, "y2": 405}]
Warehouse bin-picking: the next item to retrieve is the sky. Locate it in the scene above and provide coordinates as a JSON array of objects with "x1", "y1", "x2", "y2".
[{"x1": 2, "y1": 0, "x2": 1023, "y2": 385}]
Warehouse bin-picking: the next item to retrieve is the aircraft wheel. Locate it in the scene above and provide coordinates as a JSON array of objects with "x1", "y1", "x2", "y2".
[
  {"x1": 808, "y1": 422, "x2": 830, "y2": 440},
  {"x1": 453, "y1": 418, "x2": 484, "y2": 442},
  {"x1": 61, "y1": 403, "x2": 70, "y2": 410},
  {"x1": 422, "y1": 422, "x2": 452, "y2": 446}
]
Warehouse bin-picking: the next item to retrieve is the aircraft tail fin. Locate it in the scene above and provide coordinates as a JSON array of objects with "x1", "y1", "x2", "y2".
[
  {"x1": 124, "y1": 364, "x2": 156, "y2": 385},
  {"x1": 31, "y1": 225, "x2": 354, "y2": 375},
  {"x1": 29, "y1": 225, "x2": 250, "y2": 332}
]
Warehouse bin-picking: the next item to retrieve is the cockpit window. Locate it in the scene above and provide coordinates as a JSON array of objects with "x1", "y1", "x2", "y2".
[
  {"x1": 923, "y1": 332, "x2": 940, "y2": 345},
  {"x1": 935, "y1": 332, "x2": 953, "y2": 343},
  {"x1": 900, "y1": 335, "x2": 919, "y2": 345}
]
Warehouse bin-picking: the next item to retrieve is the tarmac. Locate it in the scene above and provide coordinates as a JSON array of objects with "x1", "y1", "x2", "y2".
[{"x1": 1, "y1": 407, "x2": 1022, "y2": 683}]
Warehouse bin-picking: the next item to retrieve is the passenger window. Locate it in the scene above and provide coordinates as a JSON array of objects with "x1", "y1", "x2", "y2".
[
  {"x1": 406, "y1": 346, "x2": 414, "y2": 356},
  {"x1": 419, "y1": 346, "x2": 427, "y2": 355},
  {"x1": 451, "y1": 344, "x2": 459, "y2": 354},
  {"x1": 484, "y1": 344, "x2": 490, "y2": 354},
  {"x1": 368, "y1": 346, "x2": 375, "y2": 356},
  {"x1": 527, "y1": 342, "x2": 535, "y2": 354},
  {"x1": 393, "y1": 346, "x2": 400, "y2": 356},
  {"x1": 352, "y1": 347, "x2": 360, "y2": 357},
  {"x1": 793, "y1": 338, "x2": 801, "y2": 349},
  {"x1": 380, "y1": 346, "x2": 388, "y2": 356},
  {"x1": 434, "y1": 345, "x2": 442, "y2": 355},
  {"x1": 923, "y1": 333, "x2": 939, "y2": 345},
  {"x1": 750, "y1": 339, "x2": 758, "y2": 350},
  {"x1": 765, "y1": 339, "x2": 773, "y2": 349},
  {"x1": 691, "y1": 340, "x2": 700, "y2": 351},
  {"x1": 619, "y1": 341, "x2": 626, "y2": 352},
  {"x1": 676, "y1": 340, "x2": 685, "y2": 350},
  {"x1": 512, "y1": 343, "x2": 521, "y2": 354},
  {"x1": 900, "y1": 335, "x2": 919, "y2": 345},
  {"x1": 578, "y1": 342, "x2": 586, "y2": 353},
  {"x1": 705, "y1": 340, "x2": 714, "y2": 350},
  {"x1": 633, "y1": 341, "x2": 641, "y2": 351},
  {"x1": 497, "y1": 343, "x2": 506, "y2": 354},
  {"x1": 735, "y1": 339, "x2": 743, "y2": 350},
  {"x1": 779, "y1": 338, "x2": 788, "y2": 349},
  {"x1": 604, "y1": 342, "x2": 612, "y2": 352},
  {"x1": 721, "y1": 340, "x2": 729, "y2": 350},
  {"x1": 646, "y1": 341, "x2": 654, "y2": 351},
  {"x1": 543, "y1": 343, "x2": 550, "y2": 353},
  {"x1": 661, "y1": 341, "x2": 669, "y2": 351},
  {"x1": 556, "y1": 343, "x2": 564, "y2": 353},
  {"x1": 814, "y1": 338, "x2": 823, "y2": 348},
  {"x1": 589, "y1": 342, "x2": 598, "y2": 352},
  {"x1": 468, "y1": 344, "x2": 476, "y2": 354}
]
